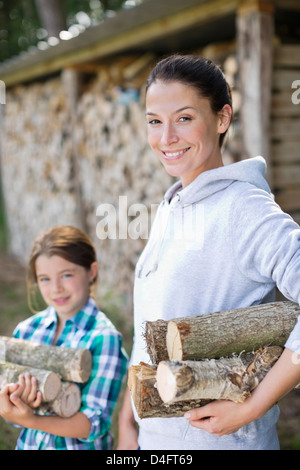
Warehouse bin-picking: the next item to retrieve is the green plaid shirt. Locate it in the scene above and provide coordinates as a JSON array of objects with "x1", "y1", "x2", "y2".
[{"x1": 13, "y1": 297, "x2": 128, "y2": 450}]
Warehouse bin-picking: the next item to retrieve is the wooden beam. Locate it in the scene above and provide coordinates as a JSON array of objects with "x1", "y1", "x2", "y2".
[{"x1": 237, "y1": 0, "x2": 274, "y2": 183}]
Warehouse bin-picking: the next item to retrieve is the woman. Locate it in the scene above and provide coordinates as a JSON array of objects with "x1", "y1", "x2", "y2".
[{"x1": 118, "y1": 55, "x2": 300, "y2": 450}]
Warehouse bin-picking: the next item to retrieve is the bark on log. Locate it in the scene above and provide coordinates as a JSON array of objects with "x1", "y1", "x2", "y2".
[
  {"x1": 41, "y1": 381, "x2": 81, "y2": 418},
  {"x1": 166, "y1": 301, "x2": 300, "y2": 361},
  {"x1": 128, "y1": 362, "x2": 210, "y2": 419},
  {"x1": 156, "y1": 346, "x2": 283, "y2": 404},
  {"x1": 144, "y1": 319, "x2": 168, "y2": 364},
  {"x1": 0, "y1": 336, "x2": 92, "y2": 383},
  {"x1": 0, "y1": 361, "x2": 61, "y2": 402}
]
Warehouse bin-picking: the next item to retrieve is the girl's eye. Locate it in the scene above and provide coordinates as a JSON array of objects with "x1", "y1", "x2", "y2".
[
  {"x1": 39, "y1": 277, "x2": 49, "y2": 283},
  {"x1": 62, "y1": 273, "x2": 72, "y2": 279}
]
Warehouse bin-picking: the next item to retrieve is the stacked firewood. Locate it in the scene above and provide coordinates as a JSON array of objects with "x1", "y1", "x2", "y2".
[
  {"x1": 128, "y1": 301, "x2": 300, "y2": 419},
  {"x1": 0, "y1": 336, "x2": 92, "y2": 417}
]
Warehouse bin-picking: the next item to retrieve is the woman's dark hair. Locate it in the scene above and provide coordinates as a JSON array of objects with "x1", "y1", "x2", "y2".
[{"x1": 146, "y1": 54, "x2": 232, "y2": 146}]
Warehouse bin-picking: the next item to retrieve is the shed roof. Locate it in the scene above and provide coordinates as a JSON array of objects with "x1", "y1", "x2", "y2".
[
  {"x1": 0, "y1": 0, "x2": 239, "y2": 86},
  {"x1": 0, "y1": 0, "x2": 298, "y2": 87}
]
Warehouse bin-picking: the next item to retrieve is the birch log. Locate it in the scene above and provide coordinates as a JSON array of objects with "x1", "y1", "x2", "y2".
[
  {"x1": 42, "y1": 381, "x2": 81, "y2": 418},
  {"x1": 0, "y1": 361, "x2": 61, "y2": 402},
  {"x1": 156, "y1": 346, "x2": 283, "y2": 404},
  {"x1": 166, "y1": 301, "x2": 300, "y2": 361},
  {"x1": 0, "y1": 336, "x2": 92, "y2": 383},
  {"x1": 144, "y1": 319, "x2": 168, "y2": 364},
  {"x1": 128, "y1": 362, "x2": 210, "y2": 419}
]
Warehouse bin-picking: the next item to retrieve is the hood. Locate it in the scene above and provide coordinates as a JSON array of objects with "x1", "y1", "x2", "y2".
[{"x1": 164, "y1": 156, "x2": 271, "y2": 206}]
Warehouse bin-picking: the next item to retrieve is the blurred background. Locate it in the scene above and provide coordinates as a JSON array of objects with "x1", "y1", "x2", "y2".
[{"x1": 0, "y1": 0, "x2": 299, "y2": 449}]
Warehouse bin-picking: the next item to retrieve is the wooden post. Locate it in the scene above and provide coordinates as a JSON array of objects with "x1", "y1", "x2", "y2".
[
  {"x1": 237, "y1": 0, "x2": 274, "y2": 184},
  {"x1": 61, "y1": 68, "x2": 88, "y2": 232}
]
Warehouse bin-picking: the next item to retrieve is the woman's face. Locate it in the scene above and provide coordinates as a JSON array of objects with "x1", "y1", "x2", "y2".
[{"x1": 146, "y1": 80, "x2": 231, "y2": 187}]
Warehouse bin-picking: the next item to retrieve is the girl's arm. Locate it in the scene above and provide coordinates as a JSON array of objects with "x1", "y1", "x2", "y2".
[{"x1": 184, "y1": 347, "x2": 300, "y2": 436}]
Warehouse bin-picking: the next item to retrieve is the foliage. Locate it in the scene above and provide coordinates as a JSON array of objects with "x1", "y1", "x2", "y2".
[{"x1": 0, "y1": 0, "x2": 144, "y2": 64}]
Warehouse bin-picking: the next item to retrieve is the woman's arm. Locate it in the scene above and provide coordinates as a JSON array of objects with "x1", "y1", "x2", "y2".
[
  {"x1": 117, "y1": 387, "x2": 138, "y2": 450},
  {"x1": 184, "y1": 347, "x2": 300, "y2": 436}
]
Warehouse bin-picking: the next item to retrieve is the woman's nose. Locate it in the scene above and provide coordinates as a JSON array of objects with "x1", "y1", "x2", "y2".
[{"x1": 160, "y1": 123, "x2": 179, "y2": 146}]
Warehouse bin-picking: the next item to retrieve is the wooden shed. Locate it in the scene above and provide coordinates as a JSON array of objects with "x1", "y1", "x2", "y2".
[{"x1": 0, "y1": 0, "x2": 299, "y2": 311}]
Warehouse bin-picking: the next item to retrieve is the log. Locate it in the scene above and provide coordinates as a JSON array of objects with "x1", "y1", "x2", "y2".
[
  {"x1": 156, "y1": 346, "x2": 283, "y2": 404},
  {"x1": 165, "y1": 301, "x2": 300, "y2": 361},
  {"x1": 0, "y1": 336, "x2": 92, "y2": 383},
  {"x1": 41, "y1": 381, "x2": 81, "y2": 418},
  {"x1": 0, "y1": 361, "x2": 61, "y2": 402},
  {"x1": 128, "y1": 362, "x2": 210, "y2": 419},
  {"x1": 144, "y1": 319, "x2": 168, "y2": 364}
]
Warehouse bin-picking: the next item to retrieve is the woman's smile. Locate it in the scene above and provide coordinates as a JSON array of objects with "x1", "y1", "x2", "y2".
[{"x1": 162, "y1": 147, "x2": 190, "y2": 160}]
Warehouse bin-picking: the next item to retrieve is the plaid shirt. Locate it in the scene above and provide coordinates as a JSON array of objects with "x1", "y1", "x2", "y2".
[{"x1": 12, "y1": 297, "x2": 128, "y2": 450}]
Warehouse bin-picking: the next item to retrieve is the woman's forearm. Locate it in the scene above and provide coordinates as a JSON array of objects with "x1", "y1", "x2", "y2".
[{"x1": 247, "y1": 347, "x2": 300, "y2": 421}]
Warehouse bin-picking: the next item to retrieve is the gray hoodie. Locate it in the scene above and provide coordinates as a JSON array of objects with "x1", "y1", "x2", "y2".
[{"x1": 131, "y1": 156, "x2": 300, "y2": 450}]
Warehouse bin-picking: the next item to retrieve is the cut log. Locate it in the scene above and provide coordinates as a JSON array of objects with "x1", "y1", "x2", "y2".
[
  {"x1": 128, "y1": 362, "x2": 210, "y2": 419},
  {"x1": 166, "y1": 301, "x2": 300, "y2": 361},
  {"x1": 0, "y1": 336, "x2": 92, "y2": 383},
  {"x1": 0, "y1": 361, "x2": 61, "y2": 402},
  {"x1": 156, "y1": 346, "x2": 283, "y2": 404},
  {"x1": 42, "y1": 381, "x2": 81, "y2": 418},
  {"x1": 144, "y1": 319, "x2": 168, "y2": 364}
]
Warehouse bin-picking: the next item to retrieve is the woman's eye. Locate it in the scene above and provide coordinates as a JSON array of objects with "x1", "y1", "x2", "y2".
[
  {"x1": 147, "y1": 119, "x2": 161, "y2": 125},
  {"x1": 39, "y1": 277, "x2": 49, "y2": 283},
  {"x1": 179, "y1": 116, "x2": 192, "y2": 122}
]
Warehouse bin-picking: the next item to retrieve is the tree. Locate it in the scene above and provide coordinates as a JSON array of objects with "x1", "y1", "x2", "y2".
[
  {"x1": 0, "y1": 0, "x2": 143, "y2": 64},
  {"x1": 34, "y1": 0, "x2": 67, "y2": 38}
]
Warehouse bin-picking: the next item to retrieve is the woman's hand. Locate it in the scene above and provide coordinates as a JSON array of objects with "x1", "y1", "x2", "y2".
[
  {"x1": 184, "y1": 398, "x2": 256, "y2": 437},
  {"x1": 184, "y1": 348, "x2": 300, "y2": 437}
]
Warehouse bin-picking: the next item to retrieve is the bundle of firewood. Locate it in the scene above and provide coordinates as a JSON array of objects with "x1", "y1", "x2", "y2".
[
  {"x1": 128, "y1": 301, "x2": 300, "y2": 419},
  {"x1": 0, "y1": 336, "x2": 92, "y2": 418}
]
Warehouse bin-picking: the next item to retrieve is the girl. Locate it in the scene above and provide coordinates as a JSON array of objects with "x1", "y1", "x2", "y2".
[
  {"x1": 0, "y1": 225, "x2": 127, "y2": 450},
  {"x1": 117, "y1": 54, "x2": 300, "y2": 450}
]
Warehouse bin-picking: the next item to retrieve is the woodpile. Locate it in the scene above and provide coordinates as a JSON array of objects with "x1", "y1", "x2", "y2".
[
  {"x1": 1, "y1": 44, "x2": 299, "y2": 317},
  {"x1": 129, "y1": 301, "x2": 300, "y2": 419},
  {"x1": 0, "y1": 336, "x2": 92, "y2": 418},
  {"x1": 272, "y1": 44, "x2": 300, "y2": 224}
]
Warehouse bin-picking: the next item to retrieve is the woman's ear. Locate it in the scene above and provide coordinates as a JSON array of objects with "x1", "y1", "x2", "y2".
[{"x1": 218, "y1": 104, "x2": 232, "y2": 134}]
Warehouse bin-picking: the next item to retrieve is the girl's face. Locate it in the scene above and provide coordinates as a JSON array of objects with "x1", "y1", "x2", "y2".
[
  {"x1": 146, "y1": 80, "x2": 231, "y2": 187},
  {"x1": 35, "y1": 255, "x2": 97, "y2": 322}
]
